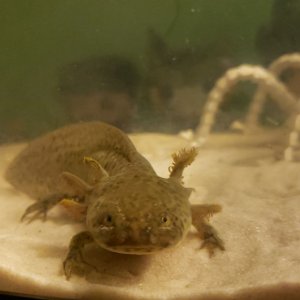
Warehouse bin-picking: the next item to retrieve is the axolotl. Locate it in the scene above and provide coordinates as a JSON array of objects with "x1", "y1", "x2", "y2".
[{"x1": 5, "y1": 122, "x2": 224, "y2": 279}]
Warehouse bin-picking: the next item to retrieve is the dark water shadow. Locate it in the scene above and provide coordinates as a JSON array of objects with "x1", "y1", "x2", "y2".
[
  {"x1": 82, "y1": 245, "x2": 152, "y2": 285},
  {"x1": 34, "y1": 242, "x2": 152, "y2": 287}
]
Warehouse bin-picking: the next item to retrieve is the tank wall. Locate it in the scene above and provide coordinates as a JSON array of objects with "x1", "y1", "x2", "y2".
[{"x1": 0, "y1": 0, "x2": 273, "y2": 140}]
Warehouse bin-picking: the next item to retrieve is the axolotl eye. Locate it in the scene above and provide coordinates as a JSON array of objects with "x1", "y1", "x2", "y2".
[
  {"x1": 160, "y1": 215, "x2": 172, "y2": 227},
  {"x1": 102, "y1": 214, "x2": 113, "y2": 226},
  {"x1": 89, "y1": 212, "x2": 115, "y2": 229}
]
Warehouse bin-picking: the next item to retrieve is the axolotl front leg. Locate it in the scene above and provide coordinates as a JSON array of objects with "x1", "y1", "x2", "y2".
[
  {"x1": 21, "y1": 172, "x2": 89, "y2": 222},
  {"x1": 22, "y1": 194, "x2": 97, "y2": 279},
  {"x1": 169, "y1": 147, "x2": 225, "y2": 256},
  {"x1": 20, "y1": 156, "x2": 107, "y2": 279},
  {"x1": 63, "y1": 231, "x2": 95, "y2": 279},
  {"x1": 191, "y1": 204, "x2": 224, "y2": 256},
  {"x1": 21, "y1": 157, "x2": 105, "y2": 222}
]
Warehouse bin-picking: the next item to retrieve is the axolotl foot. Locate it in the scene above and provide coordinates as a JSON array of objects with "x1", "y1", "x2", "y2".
[
  {"x1": 21, "y1": 194, "x2": 85, "y2": 223},
  {"x1": 20, "y1": 194, "x2": 64, "y2": 222},
  {"x1": 191, "y1": 204, "x2": 225, "y2": 256},
  {"x1": 200, "y1": 223, "x2": 225, "y2": 257},
  {"x1": 63, "y1": 231, "x2": 95, "y2": 280},
  {"x1": 20, "y1": 171, "x2": 90, "y2": 223}
]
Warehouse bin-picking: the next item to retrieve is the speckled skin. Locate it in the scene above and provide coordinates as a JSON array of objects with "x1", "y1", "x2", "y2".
[
  {"x1": 5, "y1": 121, "x2": 223, "y2": 278},
  {"x1": 5, "y1": 122, "x2": 154, "y2": 200},
  {"x1": 87, "y1": 167, "x2": 192, "y2": 254}
]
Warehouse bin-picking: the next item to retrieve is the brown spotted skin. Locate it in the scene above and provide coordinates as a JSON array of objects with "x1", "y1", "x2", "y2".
[
  {"x1": 5, "y1": 122, "x2": 154, "y2": 199},
  {"x1": 86, "y1": 167, "x2": 192, "y2": 254},
  {"x1": 5, "y1": 121, "x2": 193, "y2": 254}
]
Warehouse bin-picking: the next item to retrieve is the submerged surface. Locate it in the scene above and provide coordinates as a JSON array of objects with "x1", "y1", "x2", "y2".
[{"x1": 0, "y1": 132, "x2": 299, "y2": 300}]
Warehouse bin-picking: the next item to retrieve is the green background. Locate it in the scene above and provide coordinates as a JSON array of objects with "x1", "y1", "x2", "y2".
[{"x1": 0, "y1": 0, "x2": 274, "y2": 140}]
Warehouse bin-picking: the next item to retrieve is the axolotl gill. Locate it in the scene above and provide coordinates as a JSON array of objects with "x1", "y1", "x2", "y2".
[{"x1": 5, "y1": 121, "x2": 224, "y2": 279}]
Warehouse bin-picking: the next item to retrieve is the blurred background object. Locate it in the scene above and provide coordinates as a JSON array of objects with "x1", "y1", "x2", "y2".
[
  {"x1": 0, "y1": 0, "x2": 274, "y2": 142},
  {"x1": 256, "y1": 0, "x2": 300, "y2": 97},
  {"x1": 255, "y1": 0, "x2": 300, "y2": 127},
  {"x1": 256, "y1": 0, "x2": 300, "y2": 65},
  {"x1": 58, "y1": 55, "x2": 140, "y2": 131},
  {"x1": 143, "y1": 29, "x2": 235, "y2": 133}
]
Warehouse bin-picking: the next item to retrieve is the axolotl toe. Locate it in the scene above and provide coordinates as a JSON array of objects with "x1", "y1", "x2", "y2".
[{"x1": 5, "y1": 121, "x2": 224, "y2": 279}]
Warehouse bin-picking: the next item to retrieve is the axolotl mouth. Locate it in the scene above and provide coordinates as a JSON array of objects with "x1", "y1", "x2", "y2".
[
  {"x1": 89, "y1": 223, "x2": 186, "y2": 255},
  {"x1": 99, "y1": 244, "x2": 171, "y2": 255}
]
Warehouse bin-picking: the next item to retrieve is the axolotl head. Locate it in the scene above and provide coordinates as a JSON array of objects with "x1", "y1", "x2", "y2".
[{"x1": 86, "y1": 171, "x2": 193, "y2": 254}]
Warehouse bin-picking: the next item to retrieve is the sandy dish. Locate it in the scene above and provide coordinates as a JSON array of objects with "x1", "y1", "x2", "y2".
[{"x1": 0, "y1": 132, "x2": 299, "y2": 300}]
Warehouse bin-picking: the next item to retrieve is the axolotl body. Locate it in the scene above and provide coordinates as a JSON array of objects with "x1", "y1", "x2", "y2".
[{"x1": 5, "y1": 122, "x2": 224, "y2": 279}]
